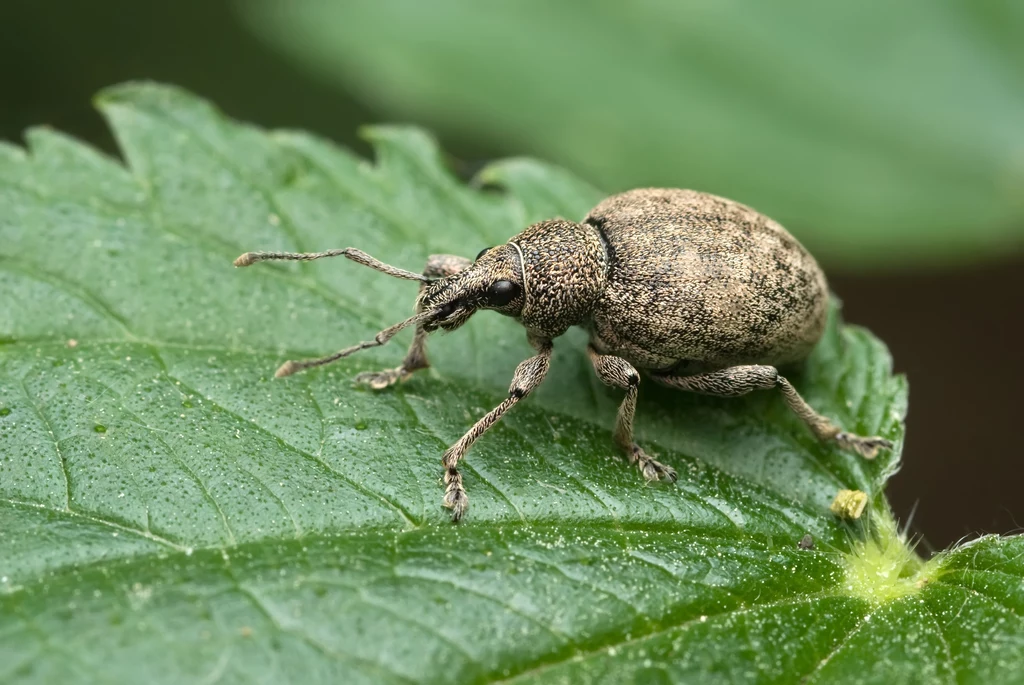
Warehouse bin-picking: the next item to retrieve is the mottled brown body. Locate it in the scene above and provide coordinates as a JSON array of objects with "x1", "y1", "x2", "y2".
[
  {"x1": 235, "y1": 187, "x2": 891, "y2": 522},
  {"x1": 585, "y1": 189, "x2": 828, "y2": 372}
]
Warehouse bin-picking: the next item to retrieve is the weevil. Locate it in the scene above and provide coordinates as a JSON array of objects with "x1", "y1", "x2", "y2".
[{"x1": 235, "y1": 188, "x2": 892, "y2": 521}]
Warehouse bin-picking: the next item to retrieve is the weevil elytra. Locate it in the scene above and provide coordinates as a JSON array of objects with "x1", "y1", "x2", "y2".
[{"x1": 235, "y1": 188, "x2": 892, "y2": 521}]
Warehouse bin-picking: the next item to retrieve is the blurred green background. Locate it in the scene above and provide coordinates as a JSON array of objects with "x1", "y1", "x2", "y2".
[{"x1": 3, "y1": 0, "x2": 1022, "y2": 548}]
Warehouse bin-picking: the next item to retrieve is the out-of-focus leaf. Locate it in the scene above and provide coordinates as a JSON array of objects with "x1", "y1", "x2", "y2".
[{"x1": 240, "y1": 0, "x2": 1024, "y2": 268}]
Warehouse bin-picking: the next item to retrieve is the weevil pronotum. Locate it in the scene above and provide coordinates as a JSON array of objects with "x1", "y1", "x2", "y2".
[{"x1": 235, "y1": 188, "x2": 891, "y2": 521}]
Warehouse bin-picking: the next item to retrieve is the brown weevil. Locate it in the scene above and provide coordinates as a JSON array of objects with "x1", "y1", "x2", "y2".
[{"x1": 235, "y1": 188, "x2": 892, "y2": 521}]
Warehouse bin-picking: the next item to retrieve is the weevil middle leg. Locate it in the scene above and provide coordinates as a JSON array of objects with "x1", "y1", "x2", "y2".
[{"x1": 587, "y1": 347, "x2": 678, "y2": 483}]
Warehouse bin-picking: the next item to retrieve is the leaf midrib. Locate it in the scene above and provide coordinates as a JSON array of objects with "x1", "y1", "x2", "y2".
[
  {"x1": 0, "y1": 517, "x2": 836, "y2": 596},
  {"x1": 0, "y1": 515, "x2": 875, "y2": 685}
]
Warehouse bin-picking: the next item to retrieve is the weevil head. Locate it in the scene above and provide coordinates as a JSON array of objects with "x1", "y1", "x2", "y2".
[
  {"x1": 419, "y1": 244, "x2": 526, "y2": 332},
  {"x1": 421, "y1": 220, "x2": 608, "y2": 338}
]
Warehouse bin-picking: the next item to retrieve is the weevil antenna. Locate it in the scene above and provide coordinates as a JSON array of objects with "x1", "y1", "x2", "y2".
[
  {"x1": 234, "y1": 248, "x2": 431, "y2": 283},
  {"x1": 274, "y1": 310, "x2": 434, "y2": 378}
]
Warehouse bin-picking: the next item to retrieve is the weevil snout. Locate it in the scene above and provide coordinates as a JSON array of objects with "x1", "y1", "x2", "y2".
[{"x1": 420, "y1": 287, "x2": 476, "y2": 332}]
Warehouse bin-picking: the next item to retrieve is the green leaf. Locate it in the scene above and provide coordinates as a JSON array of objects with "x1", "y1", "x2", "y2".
[
  {"x1": 238, "y1": 0, "x2": 1024, "y2": 268},
  {"x1": 0, "y1": 82, "x2": 1020, "y2": 683}
]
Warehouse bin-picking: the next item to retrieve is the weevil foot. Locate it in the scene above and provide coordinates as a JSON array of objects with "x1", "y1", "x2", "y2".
[
  {"x1": 354, "y1": 367, "x2": 408, "y2": 390},
  {"x1": 834, "y1": 432, "x2": 892, "y2": 460},
  {"x1": 442, "y1": 466, "x2": 468, "y2": 522},
  {"x1": 443, "y1": 485, "x2": 468, "y2": 522},
  {"x1": 629, "y1": 445, "x2": 678, "y2": 483}
]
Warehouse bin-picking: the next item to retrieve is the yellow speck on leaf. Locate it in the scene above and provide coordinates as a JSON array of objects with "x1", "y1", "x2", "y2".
[{"x1": 831, "y1": 489, "x2": 868, "y2": 520}]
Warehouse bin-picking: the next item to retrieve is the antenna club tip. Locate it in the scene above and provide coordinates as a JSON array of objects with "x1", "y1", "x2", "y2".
[
  {"x1": 234, "y1": 253, "x2": 256, "y2": 267},
  {"x1": 275, "y1": 361, "x2": 298, "y2": 378}
]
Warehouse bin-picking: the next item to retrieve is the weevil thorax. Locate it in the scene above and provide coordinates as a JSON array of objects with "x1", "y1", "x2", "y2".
[{"x1": 511, "y1": 219, "x2": 607, "y2": 338}]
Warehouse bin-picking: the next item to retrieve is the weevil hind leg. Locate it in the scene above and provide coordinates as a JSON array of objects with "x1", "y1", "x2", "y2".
[
  {"x1": 651, "y1": 364, "x2": 892, "y2": 459},
  {"x1": 832, "y1": 432, "x2": 893, "y2": 460},
  {"x1": 629, "y1": 445, "x2": 678, "y2": 483},
  {"x1": 587, "y1": 347, "x2": 678, "y2": 483},
  {"x1": 355, "y1": 254, "x2": 473, "y2": 391}
]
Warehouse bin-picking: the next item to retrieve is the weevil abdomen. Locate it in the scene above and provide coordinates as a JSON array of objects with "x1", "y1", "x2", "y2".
[{"x1": 584, "y1": 188, "x2": 829, "y2": 371}]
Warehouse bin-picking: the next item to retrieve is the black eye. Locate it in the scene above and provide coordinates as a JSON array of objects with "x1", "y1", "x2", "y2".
[
  {"x1": 486, "y1": 280, "x2": 520, "y2": 307},
  {"x1": 476, "y1": 246, "x2": 493, "y2": 261}
]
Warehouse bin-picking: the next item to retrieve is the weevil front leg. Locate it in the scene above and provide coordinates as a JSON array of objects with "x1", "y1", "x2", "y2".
[
  {"x1": 442, "y1": 336, "x2": 553, "y2": 521},
  {"x1": 652, "y1": 365, "x2": 892, "y2": 459},
  {"x1": 355, "y1": 254, "x2": 473, "y2": 390},
  {"x1": 587, "y1": 347, "x2": 678, "y2": 483}
]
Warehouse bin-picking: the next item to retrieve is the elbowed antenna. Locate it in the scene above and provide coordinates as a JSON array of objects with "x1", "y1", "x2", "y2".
[
  {"x1": 274, "y1": 310, "x2": 434, "y2": 378},
  {"x1": 233, "y1": 248, "x2": 431, "y2": 282}
]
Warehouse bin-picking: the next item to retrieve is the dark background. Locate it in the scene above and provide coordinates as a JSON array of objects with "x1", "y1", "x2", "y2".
[{"x1": 3, "y1": 0, "x2": 1021, "y2": 551}]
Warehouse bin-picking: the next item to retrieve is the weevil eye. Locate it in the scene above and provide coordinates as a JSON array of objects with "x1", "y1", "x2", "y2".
[
  {"x1": 485, "y1": 280, "x2": 520, "y2": 307},
  {"x1": 475, "y1": 246, "x2": 493, "y2": 261}
]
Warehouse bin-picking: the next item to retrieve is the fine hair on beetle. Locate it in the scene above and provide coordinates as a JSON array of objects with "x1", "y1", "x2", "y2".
[{"x1": 235, "y1": 188, "x2": 893, "y2": 522}]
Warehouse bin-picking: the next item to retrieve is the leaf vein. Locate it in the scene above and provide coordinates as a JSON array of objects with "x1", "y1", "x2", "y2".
[
  {"x1": 16, "y1": 375, "x2": 72, "y2": 511},
  {"x1": 233, "y1": 583, "x2": 415, "y2": 684},
  {"x1": 497, "y1": 591, "x2": 844, "y2": 684},
  {"x1": 1, "y1": 497, "x2": 186, "y2": 551},
  {"x1": 920, "y1": 597, "x2": 958, "y2": 685},
  {"x1": 158, "y1": 363, "x2": 418, "y2": 528},
  {"x1": 0, "y1": 257, "x2": 136, "y2": 339},
  {"x1": 934, "y1": 579, "x2": 1024, "y2": 621},
  {"x1": 392, "y1": 568, "x2": 571, "y2": 644},
  {"x1": 797, "y1": 603, "x2": 874, "y2": 684}
]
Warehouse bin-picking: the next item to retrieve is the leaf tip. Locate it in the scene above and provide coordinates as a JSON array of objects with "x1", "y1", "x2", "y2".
[
  {"x1": 92, "y1": 80, "x2": 158, "y2": 110},
  {"x1": 92, "y1": 81, "x2": 213, "y2": 122}
]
